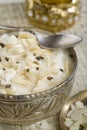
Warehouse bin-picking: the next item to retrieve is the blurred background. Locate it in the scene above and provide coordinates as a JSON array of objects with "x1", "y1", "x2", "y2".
[{"x1": 0, "y1": 0, "x2": 23, "y2": 4}]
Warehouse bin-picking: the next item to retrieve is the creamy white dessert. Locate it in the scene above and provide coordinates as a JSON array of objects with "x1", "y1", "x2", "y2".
[{"x1": 0, "y1": 32, "x2": 74, "y2": 95}]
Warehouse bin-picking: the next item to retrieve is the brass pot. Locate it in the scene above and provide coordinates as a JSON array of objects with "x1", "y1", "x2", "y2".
[
  {"x1": 26, "y1": 0, "x2": 81, "y2": 32},
  {"x1": 0, "y1": 26, "x2": 77, "y2": 125}
]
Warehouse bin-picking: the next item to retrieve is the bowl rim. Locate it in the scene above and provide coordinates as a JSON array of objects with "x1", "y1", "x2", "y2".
[{"x1": 0, "y1": 26, "x2": 78, "y2": 100}]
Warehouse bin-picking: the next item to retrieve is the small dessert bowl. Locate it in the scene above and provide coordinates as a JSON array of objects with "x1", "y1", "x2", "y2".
[
  {"x1": 0, "y1": 26, "x2": 77, "y2": 125},
  {"x1": 59, "y1": 90, "x2": 87, "y2": 130}
]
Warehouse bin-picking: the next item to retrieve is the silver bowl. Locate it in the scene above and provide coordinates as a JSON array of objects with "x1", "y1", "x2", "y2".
[
  {"x1": 0, "y1": 26, "x2": 77, "y2": 125},
  {"x1": 59, "y1": 90, "x2": 87, "y2": 130}
]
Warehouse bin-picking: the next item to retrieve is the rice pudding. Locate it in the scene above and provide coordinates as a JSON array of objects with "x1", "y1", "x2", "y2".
[{"x1": 0, "y1": 32, "x2": 74, "y2": 95}]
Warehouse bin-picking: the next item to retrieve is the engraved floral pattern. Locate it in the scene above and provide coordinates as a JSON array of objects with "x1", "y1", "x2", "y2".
[{"x1": 0, "y1": 79, "x2": 74, "y2": 125}]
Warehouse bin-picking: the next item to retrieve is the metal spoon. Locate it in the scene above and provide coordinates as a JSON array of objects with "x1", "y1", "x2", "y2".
[
  {"x1": 36, "y1": 33, "x2": 83, "y2": 50},
  {"x1": 0, "y1": 25, "x2": 83, "y2": 50}
]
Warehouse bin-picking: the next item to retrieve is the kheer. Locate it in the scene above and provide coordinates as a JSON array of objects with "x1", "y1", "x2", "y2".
[{"x1": 0, "y1": 32, "x2": 74, "y2": 95}]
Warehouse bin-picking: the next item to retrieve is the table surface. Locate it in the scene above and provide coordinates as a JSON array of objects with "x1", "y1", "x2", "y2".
[
  {"x1": 0, "y1": 0, "x2": 87, "y2": 129},
  {"x1": 0, "y1": 0, "x2": 24, "y2": 4}
]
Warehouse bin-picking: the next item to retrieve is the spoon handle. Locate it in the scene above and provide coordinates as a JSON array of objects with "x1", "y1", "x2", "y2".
[
  {"x1": 0, "y1": 25, "x2": 51, "y2": 42},
  {"x1": 0, "y1": 25, "x2": 36, "y2": 35}
]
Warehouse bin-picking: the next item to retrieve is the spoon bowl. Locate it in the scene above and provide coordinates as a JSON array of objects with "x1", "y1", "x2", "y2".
[{"x1": 38, "y1": 34, "x2": 83, "y2": 50}]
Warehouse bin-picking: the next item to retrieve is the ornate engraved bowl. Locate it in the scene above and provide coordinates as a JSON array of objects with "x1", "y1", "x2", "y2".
[{"x1": 0, "y1": 26, "x2": 77, "y2": 125}]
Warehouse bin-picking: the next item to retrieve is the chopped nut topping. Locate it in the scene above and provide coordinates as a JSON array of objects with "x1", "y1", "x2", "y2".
[
  {"x1": 33, "y1": 61, "x2": 39, "y2": 65},
  {"x1": 69, "y1": 54, "x2": 74, "y2": 58},
  {"x1": 0, "y1": 43, "x2": 5, "y2": 48},
  {"x1": 0, "y1": 57, "x2": 1, "y2": 62},
  {"x1": 26, "y1": 68, "x2": 30, "y2": 72},
  {"x1": 16, "y1": 61, "x2": 19, "y2": 64},
  {"x1": 5, "y1": 84, "x2": 11, "y2": 88},
  {"x1": 33, "y1": 53, "x2": 36, "y2": 56},
  {"x1": 3, "y1": 68, "x2": 6, "y2": 71},
  {"x1": 79, "y1": 125, "x2": 84, "y2": 130},
  {"x1": 47, "y1": 76, "x2": 53, "y2": 80},
  {"x1": 36, "y1": 67, "x2": 39, "y2": 70},
  {"x1": 36, "y1": 56, "x2": 44, "y2": 60},
  {"x1": 5, "y1": 57, "x2": 9, "y2": 62},
  {"x1": 16, "y1": 35, "x2": 18, "y2": 38},
  {"x1": 60, "y1": 68, "x2": 64, "y2": 72}
]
